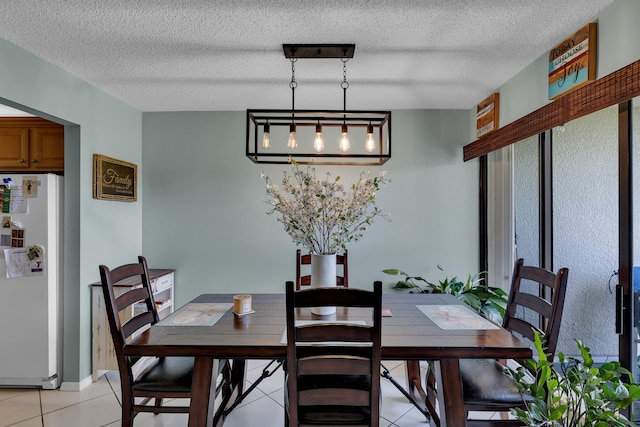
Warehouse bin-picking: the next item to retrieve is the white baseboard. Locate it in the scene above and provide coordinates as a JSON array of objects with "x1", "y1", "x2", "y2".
[
  {"x1": 60, "y1": 375, "x2": 93, "y2": 392},
  {"x1": 0, "y1": 375, "x2": 59, "y2": 389}
]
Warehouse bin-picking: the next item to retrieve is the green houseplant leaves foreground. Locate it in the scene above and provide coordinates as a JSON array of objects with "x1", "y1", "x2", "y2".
[
  {"x1": 382, "y1": 266, "x2": 508, "y2": 324},
  {"x1": 505, "y1": 331, "x2": 640, "y2": 426}
]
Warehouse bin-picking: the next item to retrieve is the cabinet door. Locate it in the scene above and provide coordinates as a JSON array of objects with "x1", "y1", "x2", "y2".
[
  {"x1": 0, "y1": 128, "x2": 30, "y2": 169},
  {"x1": 30, "y1": 127, "x2": 64, "y2": 171}
]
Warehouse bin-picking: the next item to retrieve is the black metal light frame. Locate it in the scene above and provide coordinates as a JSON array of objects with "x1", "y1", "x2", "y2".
[
  {"x1": 246, "y1": 109, "x2": 391, "y2": 165},
  {"x1": 245, "y1": 44, "x2": 392, "y2": 166}
]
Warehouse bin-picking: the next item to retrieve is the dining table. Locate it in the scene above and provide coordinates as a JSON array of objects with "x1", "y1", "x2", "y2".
[{"x1": 122, "y1": 292, "x2": 532, "y2": 427}]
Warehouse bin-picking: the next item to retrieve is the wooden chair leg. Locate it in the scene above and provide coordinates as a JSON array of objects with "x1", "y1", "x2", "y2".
[
  {"x1": 153, "y1": 398, "x2": 162, "y2": 414},
  {"x1": 122, "y1": 400, "x2": 134, "y2": 427}
]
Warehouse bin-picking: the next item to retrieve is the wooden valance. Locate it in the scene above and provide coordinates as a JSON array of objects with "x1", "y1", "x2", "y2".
[{"x1": 463, "y1": 59, "x2": 640, "y2": 161}]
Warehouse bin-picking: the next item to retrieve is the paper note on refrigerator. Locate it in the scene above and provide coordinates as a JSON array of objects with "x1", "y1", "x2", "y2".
[
  {"x1": 22, "y1": 177, "x2": 38, "y2": 198},
  {"x1": 8, "y1": 185, "x2": 27, "y2": 213},
  {"x1": 0, "y1": 183, "x2": 27, "y2": 213},
  {"x1": 3, "y1": 247, "x2": 45, "y2": 278}
]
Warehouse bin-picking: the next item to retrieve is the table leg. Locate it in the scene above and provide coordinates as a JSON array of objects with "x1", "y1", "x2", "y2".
[
  {"x1": 404, "y1": 360, "x2": 440, "y2": 426},
  {"x1": 189, "y1": 356, "x2": 218, "y2": 427},
  {"x1": 404, "y1": 361, "x2": 429, "y2": 415},
  {"x1": 405, "y1": 360, "x2": 421, "y2": 397},
  {"x1": 434, "y1": 359, "x2": 466, "y2": 427},
  {"x1": 231, "y1": 359, "x2": 247, "y2": 398}
]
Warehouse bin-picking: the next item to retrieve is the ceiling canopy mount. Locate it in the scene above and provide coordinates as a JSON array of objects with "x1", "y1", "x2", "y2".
[{"x1": 282, "y1": 44, "x2": 355, "y2": 59}]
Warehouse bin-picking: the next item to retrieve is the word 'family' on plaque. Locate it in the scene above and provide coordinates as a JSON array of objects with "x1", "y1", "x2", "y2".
[{"x1": 93, "y1": 154, "x2": 137, "y2": 202}]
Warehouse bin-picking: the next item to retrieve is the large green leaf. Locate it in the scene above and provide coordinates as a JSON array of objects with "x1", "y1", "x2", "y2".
[{"x1": 507, "y1": 332, "x2": 636, "y2": 426}]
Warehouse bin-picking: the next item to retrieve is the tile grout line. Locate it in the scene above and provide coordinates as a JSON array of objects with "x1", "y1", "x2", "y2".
[
  {"x1": 37, "y1": 391, "x2": 119, "y2": 419},
  {"x1": 102, "y1": 374, "x2": 122, "y2": 427},
  {"x1": 38, "y1": 389, "x2": 44, "y2": 426},
  {"x1": 3, "y1": 390, "x2": 44, "y2": 427},
  {"x1": 105, "y1": 374, "x2": 122, "y2": 407}
]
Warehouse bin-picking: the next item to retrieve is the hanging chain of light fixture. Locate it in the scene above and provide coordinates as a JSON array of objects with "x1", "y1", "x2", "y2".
[
  {"x1": 339, "y1": 57, "x2": 350, "y2": 153},
  {"x1": 287, "y1": 58, "x2": 298, "y2": 149},
  {"x1": 313, "y1": 58, "x2": 324, "y2": 152},
  {"x1": 246, "y1": 43, "x2": 391, "y2": 165}
]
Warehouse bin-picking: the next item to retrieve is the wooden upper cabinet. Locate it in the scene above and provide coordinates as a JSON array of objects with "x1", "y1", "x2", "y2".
[
  {"x1": 0, "y1": 118, "x2": 64, "y2": 172},
  {"x1": 31, "y1": 127, "x2": 64, "y2": 171},
  {"x1": 0, "y1": 127, "x2": 30, "y2": 169}
]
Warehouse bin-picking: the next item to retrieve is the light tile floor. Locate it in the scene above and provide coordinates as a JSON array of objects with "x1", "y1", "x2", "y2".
[{"x1": 0, "y1": 360, "x2": 486, "y2": 427}]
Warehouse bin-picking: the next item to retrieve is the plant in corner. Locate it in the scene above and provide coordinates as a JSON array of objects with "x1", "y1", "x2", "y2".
[
  {"x1": 382, "y1": 265, "x2": 508, "y2": 323},
  {"x1": 505, "y1": 331, "x2": 640, "y2": 427}
]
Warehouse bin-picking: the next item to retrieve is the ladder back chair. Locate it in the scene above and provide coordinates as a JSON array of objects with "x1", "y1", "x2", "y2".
[
  {"x1": 459, "y1": 258, "x2": 569, "y2": 426},
  {"x1": 99, "y1": 255, "x2": 231, "y2": 426},
  {"x1": 232, "y1": 250, "x2": 351, "y2": 410},
  {"x1": 295, "y1": 249, "x2": 349, "y2": 290},
  {"x1": 285, "y1": 280, "x2": 382, "y2": 427}
]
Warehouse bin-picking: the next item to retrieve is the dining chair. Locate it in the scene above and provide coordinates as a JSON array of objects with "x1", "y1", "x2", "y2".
[
  {"x1": 99, "y1": 255, "x2": 232, "y2": 427},
  {"x1": 295, "y1": 249, "x2": 349, "y2": 290},
  {"x1": 231, "y1": 250, "x2": 351, "y2": 411},
  {"x1": 426, "y1": 258, "x2": 569, "y2": 427},
  {"x1": 284, "y1": 280, "x2": 382, "y2": 427}
]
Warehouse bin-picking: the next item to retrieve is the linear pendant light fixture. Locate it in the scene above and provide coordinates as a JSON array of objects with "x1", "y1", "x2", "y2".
[{"x1": 246, "y1": 44, "x2": 391, "y2": 165}]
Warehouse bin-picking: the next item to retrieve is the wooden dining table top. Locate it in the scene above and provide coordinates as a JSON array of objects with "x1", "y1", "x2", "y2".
[
  {"x1": 124, "y1": 292, "x2": 531, "y2": 361},
  {"x1": 123, "y1": 291, "x2": 531, "y2": 427}
]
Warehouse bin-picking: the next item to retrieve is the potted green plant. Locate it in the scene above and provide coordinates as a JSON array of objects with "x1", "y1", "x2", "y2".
[
  {"x1": 505, "y1": 331, "x2": 640, "y2": 426},
  {"x1": 382, "y1": 266, "x2": 508, "y2": 323}
]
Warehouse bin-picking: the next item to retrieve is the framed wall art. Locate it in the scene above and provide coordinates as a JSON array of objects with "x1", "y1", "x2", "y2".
[
  {"x1": 476, "y1": 93, "x2": 500, "y2": 138},
  {"x1": 548, "y1": 23, "x2": 597, "y2": 100},
  {"x1": 93, "y1": 154, "x2": 137, "y2": 202}
]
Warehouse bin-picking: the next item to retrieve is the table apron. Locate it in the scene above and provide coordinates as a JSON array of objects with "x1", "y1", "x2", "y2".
[{"x1": 123, "y1": 348, "x2": 531, "y2": 360}]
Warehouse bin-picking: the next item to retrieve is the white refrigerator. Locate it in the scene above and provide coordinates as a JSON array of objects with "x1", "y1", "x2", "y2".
[{"x1": 0, "y1": 173, "x2": 63, "y2": 389}]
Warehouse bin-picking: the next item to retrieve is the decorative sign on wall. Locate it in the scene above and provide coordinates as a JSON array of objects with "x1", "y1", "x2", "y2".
[
  {"x1": 548, "y1": 23, "x2": 597, "y2": 100},
  {"x1": 93, "y1": 154, "x2": 137, "y2": 202},
  {"x1": 476, "y1": 93, "x2": 500, "y2": 138}
]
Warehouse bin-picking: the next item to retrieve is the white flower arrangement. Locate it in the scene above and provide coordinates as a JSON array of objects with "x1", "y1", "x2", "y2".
[{"x1": 262, "y1": 161, "x2": 390, "y2": 255}]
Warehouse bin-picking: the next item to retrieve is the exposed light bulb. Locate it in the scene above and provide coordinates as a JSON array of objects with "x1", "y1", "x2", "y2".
[
  {"x1": 287, "y1": 123, "x2": 297, "y2": 149},
  {"x1": 313, "y1": 123, "x2": 324, "y2": 152},
  {"x1": 339, "y1": 124, "x2": 350, "y2": 152},
  {"x1": 262, "y1": 123, "x2": 271, "y2": 149},
  {"x1": 365, "y1": 124, "x2": 375, "y2": 152}
]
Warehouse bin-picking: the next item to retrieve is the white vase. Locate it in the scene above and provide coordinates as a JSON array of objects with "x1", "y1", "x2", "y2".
[{"x1": 310, "y1": 253, "x2": 337, "y2": 315}]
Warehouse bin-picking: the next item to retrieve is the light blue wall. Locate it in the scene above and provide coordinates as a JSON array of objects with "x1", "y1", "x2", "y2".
[
  {"x1": 0, "y1": 38, "x2": 143, "y2": 385},
  {"x1": 142, "y1": 110, "x2": 479, "y2": 305}
]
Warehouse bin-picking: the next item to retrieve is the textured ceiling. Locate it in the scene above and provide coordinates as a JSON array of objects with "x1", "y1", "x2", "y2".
[{"x1": 0, "y1": 0, "x2": 614, "y2": 112}]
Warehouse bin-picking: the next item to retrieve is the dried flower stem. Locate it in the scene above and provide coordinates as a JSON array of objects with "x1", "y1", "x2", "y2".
[{"x1": 262, "y1": 163, "x2": 390, "y2": 255}]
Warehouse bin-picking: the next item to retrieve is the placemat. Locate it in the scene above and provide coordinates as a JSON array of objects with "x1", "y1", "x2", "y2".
[
  {"x1": 156, "y1": 302, "x2": 233, "y2": 327},
  {"x1": 417, "y1": 304, "x2": 499, "y2": 330}
]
